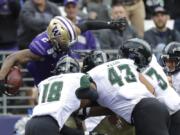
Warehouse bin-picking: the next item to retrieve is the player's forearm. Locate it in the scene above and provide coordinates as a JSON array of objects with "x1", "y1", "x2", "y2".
[
  {"x1": 139, "y1": 73, "x2": 155, "y2": 95},
  {"x1": 0, "y1": 49, "x2": 43, "y2": 80},
  {"x1": 167, "y1": 76, "x2": 173, "y2": 87},
  {"x1": 78, "y1": 20, "x2": 112, "y2": 33},
  {"x1": 0, "y1": 50, "x2": 36, "y2": 80},
  {"x1": 78, "y1": 18, "x2": 126, "y2": 33},
  {"x1": 0, "y1": 53, "x2": 18, "y2": 79}
]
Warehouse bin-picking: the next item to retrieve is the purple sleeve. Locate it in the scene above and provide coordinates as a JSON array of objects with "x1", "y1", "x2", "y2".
[
  {"x1": 84, "y1": 31, "x2": 97, "y2": 49},
  {"x1": 29, "y1": 32, "x2": 51, "y2": 56}
]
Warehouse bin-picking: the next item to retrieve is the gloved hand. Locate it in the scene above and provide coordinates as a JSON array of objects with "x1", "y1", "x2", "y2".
[
  {"x1": 109, "y1": 17, "x2": 127, "y2": 31},
  {"x1": 0, "y1": 79, "x2": 13, "y2": 95}
]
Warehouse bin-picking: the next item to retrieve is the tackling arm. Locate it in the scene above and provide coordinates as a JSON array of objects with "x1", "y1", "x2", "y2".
[
  {"x1": 139, "y1": 73, "x2": 155, "y2": 95},
  {"x1": 76, "y1": 83, "x2": 98, "y2": 102},
  {"x1": 167, "y1": 76, "x2": 173, "y2": 87},
  {"x1": 76, "y1": 74, "x2": 98, "y2": 102},
  {"x1": 76, "y1": 17, "x2": 127, "y2": 34}
]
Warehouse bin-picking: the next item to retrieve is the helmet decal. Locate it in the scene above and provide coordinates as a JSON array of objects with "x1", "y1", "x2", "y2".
[{"x1": 52, "y1": 26, "x2": 61, "y2": 37}]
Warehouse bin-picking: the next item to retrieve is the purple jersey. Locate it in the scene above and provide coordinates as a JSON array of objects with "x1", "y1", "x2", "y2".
[
  {"x1": 70, "y1": 31, "x2": 97, "y2": 59},
  {"x1": 70, "y1": 17, "x2": 97, "y2": 59},
  {"x1": 27, "y1": 31, "x2": 68, "y2": 85}
]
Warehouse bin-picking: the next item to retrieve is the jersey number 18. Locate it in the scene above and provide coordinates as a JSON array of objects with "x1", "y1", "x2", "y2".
[{"x1": 41, "y1": 81, "x2": 63, "y2": 103}]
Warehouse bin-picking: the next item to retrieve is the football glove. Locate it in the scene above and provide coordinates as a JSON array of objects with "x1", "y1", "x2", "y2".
[
  {"x1": 109, "y1": 17, "x2": 127, "y2": 31},
  {"x1": 0, "y1": 79, "x2": 13, "y2": 95}
]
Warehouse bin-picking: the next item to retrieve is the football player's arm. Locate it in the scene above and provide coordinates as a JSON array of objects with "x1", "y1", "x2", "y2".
[
  {"x1": 167, "y1": 75, "x2": 173, "y2": 87},
  {"x1": 76, "y1": 82, "x2": 98, "y2": 102},
  {"x1": 0, "y1": 49, "x2": 42, "y2": 80},
  {"x1": 76, "y1": 74, "x2": 99, "y2": 102},
  {"x1": 75, "y1": 17, "x2": 127, "y2": 34},
  {"x1": 139, "y1": 73, "x2": 155, "y2": 95}
]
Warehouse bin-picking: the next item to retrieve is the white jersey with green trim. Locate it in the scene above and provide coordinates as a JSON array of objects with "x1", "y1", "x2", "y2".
[
  {"x1": 172, "y1": 72, "x2": 180, "y2": 96},
  {"x1": 32, "y1": 73, "x2": 86, "y2": 130},
  {"x1": 142, "y1": 55, "x2": 180, "y2": 114},
  {"x1": 88, "y1": 59, "x2": 153, "y2": 123}
]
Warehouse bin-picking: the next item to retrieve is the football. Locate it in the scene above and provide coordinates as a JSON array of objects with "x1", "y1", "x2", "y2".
[{"x1": 6, "y1": 66, "x2": 23, "y2": 95}]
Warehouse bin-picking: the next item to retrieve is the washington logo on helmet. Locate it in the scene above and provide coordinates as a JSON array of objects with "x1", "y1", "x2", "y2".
[{"x1": 52, "y1": 26, "x2": 61, "y2": 37}]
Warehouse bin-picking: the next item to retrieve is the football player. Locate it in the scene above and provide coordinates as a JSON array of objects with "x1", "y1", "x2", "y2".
[
  {"x1": 81, "y1": 50, "x2": 109, "y2": 132},
  {"x1": 137, "y1": 40, "x2": 180, "y2": 135},
  {"x1": 161, "y1": 42, "x2": 180, "y2": 95},
  {"x1": 25, "y1": 55, "x2": 105, "y2": 135},
  {"x1": 158, "y1": 42, "x2": 180, "y2": 135},
  {"x1": 0, "y1": 16, "x2": 127, "y2": 94},
  {"x1": 84, "y1": 38, "x2": 171, "y2": 135},
  {"x1": 118, "y1": 38, "x2": 180, "y2": 135},
  {"x1": 82, "y1": 50, "x2": 134, "y2": 135}
]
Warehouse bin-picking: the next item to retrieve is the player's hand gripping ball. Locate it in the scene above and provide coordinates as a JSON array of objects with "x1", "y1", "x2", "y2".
[{"x1": 6, "y1": 66, "x2": 23, "y2": 95}]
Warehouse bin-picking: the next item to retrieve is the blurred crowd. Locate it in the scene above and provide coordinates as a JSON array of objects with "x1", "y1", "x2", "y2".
[{"x1": 0, "y1": 0, "x2": 180, "y2": 52}]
